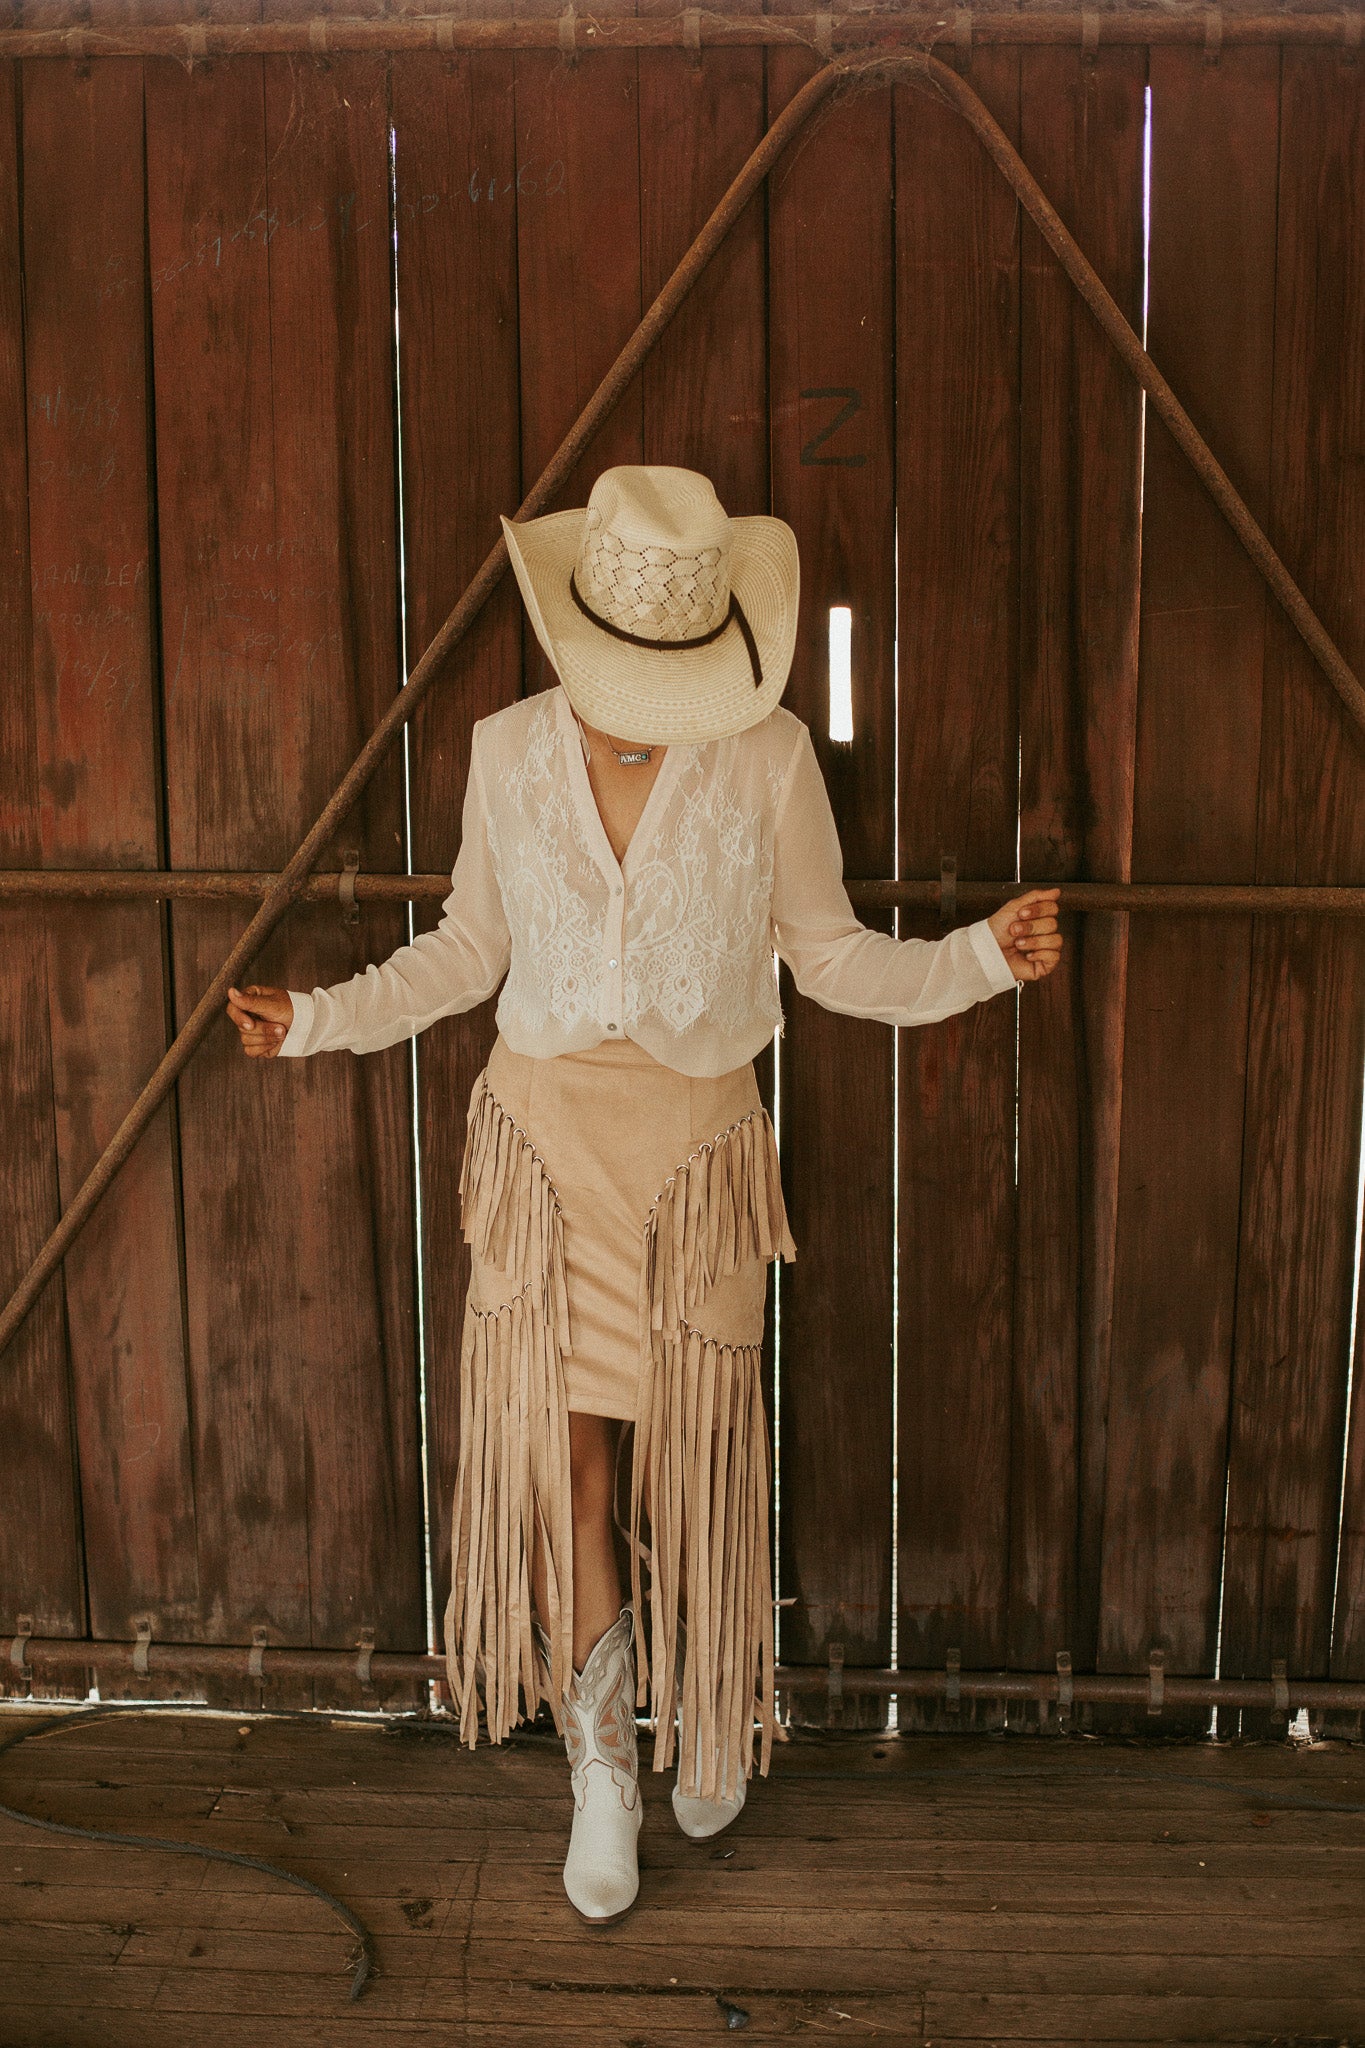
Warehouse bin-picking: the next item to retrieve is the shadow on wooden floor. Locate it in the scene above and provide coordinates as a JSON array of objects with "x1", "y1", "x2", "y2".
[{"x1": 0, "y1": 1706, "x2": 1363, "y2": 2044}]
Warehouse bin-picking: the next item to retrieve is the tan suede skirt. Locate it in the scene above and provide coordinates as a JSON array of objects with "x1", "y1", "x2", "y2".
[{"x1": 441, "y1": 1027, "x2": 798, "y2": 1803}]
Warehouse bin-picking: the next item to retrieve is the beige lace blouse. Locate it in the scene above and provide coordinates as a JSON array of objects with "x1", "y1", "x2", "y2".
[{"x1": 277, "y1": 683, "x2": 1018, "y2": 1077}]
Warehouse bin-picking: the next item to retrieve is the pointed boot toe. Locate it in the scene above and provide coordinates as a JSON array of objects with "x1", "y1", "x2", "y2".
[
  {"x1": 670, "y1": 1619, "x2": 750, "y2": 1840},
  {"x1": 671, "y1": 1772, "x2": 746, "y2": 1841},
  {"x1": 563, "y1": 1844, "x2": 640, "y2": 1925}
]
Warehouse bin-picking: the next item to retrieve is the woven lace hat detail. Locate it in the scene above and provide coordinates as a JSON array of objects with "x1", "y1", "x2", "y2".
[
  {"x1": 577, "y1": 470, "x2": 732, "y2": 642},
  {"x1": 500, "y1": 465, "x2": 800, "y2": 746}
]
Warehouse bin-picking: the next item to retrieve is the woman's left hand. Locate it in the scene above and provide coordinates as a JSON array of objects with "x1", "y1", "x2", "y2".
[{"x1": 987, "y1": 886, "x2": 1063, "y2": 983}]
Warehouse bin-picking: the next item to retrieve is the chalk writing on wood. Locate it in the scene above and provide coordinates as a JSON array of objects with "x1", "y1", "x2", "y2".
[
  {"x1": 29, "y1": 385, "x2": 123, "y2": 432},
  {"x1": 468, "y1": 159, "x2": 566, "y2": 203},
  {"x1": 152, "y1": 194, "x2": 373, "y2": 292},
  {"x1": 32, "y1": 557, "x2": 147, "y2": 591},
  {"x1": 799, "y1": 386, "x2": 867, "y2": 467}
]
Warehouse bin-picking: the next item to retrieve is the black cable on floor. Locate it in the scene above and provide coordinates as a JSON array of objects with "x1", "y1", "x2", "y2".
[{"x1": 0, "y1": 1701, "x2": 375, "y2": 2001}]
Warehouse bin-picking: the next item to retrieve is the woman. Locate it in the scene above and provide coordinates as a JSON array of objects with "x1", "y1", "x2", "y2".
[{"x1": 226, "y1": 464, "x2": 1062, "y2": 1927}]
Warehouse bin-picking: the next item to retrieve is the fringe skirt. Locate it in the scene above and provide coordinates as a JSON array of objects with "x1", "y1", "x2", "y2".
[{"x1": 440, "y1": 1028, "x2": 798, "y2": 1802}]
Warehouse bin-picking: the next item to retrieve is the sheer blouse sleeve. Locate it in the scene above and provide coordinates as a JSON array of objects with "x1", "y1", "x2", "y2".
[
  {"x1": 276, "y1": 723, "x2": 511, "y2": 1058},
  {"x1": 768, "y1": 721, "x2": 1018, "y2": 1029}
]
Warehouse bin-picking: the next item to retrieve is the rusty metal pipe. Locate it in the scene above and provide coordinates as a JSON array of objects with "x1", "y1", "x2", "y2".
[
  {"x1": 5, "y1": 10, "x2": 1365, "y2": 58},
  {"x1": 919, "y1": 54, "x2": 1365, "y2": 739},
  {"x1": 6, "y1": 1633, "x2": 1364, "y2": 1713},
  {"x1": 4, "y1": 48, "x2": 1362, "y2": 1366},
  {"x1": 852, "y1": 879, "x2": 1365, "y2": 915},
  {"x1": 8, "y1": 868, "x2": 1365, "y2": 916}
]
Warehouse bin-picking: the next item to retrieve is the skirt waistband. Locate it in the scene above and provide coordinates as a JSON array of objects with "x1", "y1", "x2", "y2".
[{"x1": 492, "y1": 1028, "x2": 745, "y2": 1079}]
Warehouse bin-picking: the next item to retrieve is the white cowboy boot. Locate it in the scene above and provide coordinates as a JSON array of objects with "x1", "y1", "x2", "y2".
[
  {"x1": 550, "y1": 1604, "x2": 642, "y2": 1924},
  {"x1": 670, "y1": 1617, "x2": 748, "y2": 1840}
]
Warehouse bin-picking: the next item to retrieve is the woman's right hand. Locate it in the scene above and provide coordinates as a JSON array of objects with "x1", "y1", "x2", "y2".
[{"x1": 227, "y1": 985, "x2": 294, "y2": 1058}]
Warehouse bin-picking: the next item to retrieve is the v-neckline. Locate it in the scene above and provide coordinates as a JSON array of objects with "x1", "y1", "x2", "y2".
[{"x1": 555, "y1": 685, "x2": 690, "y2": 882}]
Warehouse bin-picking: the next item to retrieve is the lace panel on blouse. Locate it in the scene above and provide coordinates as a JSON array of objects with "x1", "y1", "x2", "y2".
[{"x1": 483, "y1": 694, "x2": 784, "y2": 1045}]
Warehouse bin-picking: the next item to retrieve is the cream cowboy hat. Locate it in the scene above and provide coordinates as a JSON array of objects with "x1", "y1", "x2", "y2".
[{"x1": 500, "y1": 465, "x2": 799, "y2": 744}]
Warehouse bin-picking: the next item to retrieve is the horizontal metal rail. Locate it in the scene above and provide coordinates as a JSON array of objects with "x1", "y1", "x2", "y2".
[
  {"x1": 2, "y1": 1631, "x2": 1359, "y2": 1715},
  {"x1": 4, "y1": 8, "x2": 1364, "y2": 59},
  {"x1": 7, "y1": 868, "x2": 1365, "y2": 916}
]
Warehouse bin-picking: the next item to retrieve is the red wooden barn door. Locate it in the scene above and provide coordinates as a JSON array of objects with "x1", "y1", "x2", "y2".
[{"x1": 2, "y1": 29, "x2": 1365, "y2": 1727}]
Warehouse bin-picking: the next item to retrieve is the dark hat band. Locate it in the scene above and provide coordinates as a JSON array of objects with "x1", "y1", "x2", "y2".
[{"x1": 569, "y1": 572, "x2": 763, "y2": 690}]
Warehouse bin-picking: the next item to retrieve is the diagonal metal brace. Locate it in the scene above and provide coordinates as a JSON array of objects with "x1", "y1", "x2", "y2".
[{"x1": 3, "y1": 48, "x2": 1363, "y2": 1367}]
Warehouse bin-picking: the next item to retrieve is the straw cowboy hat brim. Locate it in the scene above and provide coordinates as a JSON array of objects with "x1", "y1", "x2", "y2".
[{"x1": 500, "y1": 507, "x2": 800, "y2": 745}]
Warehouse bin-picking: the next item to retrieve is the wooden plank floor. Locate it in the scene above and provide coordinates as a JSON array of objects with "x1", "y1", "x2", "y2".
[{"x1": 1, "y1": 1707, "x2": 1364, "y2": 2044}]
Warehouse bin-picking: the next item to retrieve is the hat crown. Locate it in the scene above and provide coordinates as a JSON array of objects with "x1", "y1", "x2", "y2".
[{"x1": 578, "y1": 465, "x2": 733, "y2": 644}]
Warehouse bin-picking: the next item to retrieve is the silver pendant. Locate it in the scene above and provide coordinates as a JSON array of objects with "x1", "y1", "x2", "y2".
[{"x1": 612, "y1": 747, "x2": 653, "y2": 765}]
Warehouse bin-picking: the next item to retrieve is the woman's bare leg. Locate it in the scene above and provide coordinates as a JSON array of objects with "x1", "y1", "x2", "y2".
[
  {"x1": 532, "y1": 1411, "x2": 623, "y2": 1672},
  {"x1": 531, "y1": 1413, "x2": 643, "y2": 1923}
]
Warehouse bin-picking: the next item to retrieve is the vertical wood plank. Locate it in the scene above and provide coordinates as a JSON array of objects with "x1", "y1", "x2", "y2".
[
  {"x1": 1099, "y1": 48, "x2": 1279, "y2": 1731},
  {"x1": 391, "y1": 36, "x2": 522, "y2": 1677},
  {"x1": 514, "y1": 0, "x2": 642, "y2": 675},
  {"x1": 21, "y1": 56, "x2": 199, "y2": 1696},
  {"x1": 0, "y1": 55, "x2": 87, "y2": 1696},
  {"x1": 1012, "y1": 48, "x2": 1145, "y2": 1691},
  {"x1": 895, "y1": 52, "x2": 1021, "y2": 1726},
  {"x1": 637, "y1": 3, "x2": 765, "y2": 513},
  {"x1": 146, "y1": 47, "x2": 421, "y2": 1708},
  {"x1": 768, "y1": 43, "x2": 897, "y2": 1688},
  {"x1": 1224, "y1": 53, "x2": 1365, "y2": 1735}
]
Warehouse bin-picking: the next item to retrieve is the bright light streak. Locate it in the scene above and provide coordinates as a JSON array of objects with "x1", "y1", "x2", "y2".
[{"x1": 828, "y1": 605, "x2": 853, "y2": 743}]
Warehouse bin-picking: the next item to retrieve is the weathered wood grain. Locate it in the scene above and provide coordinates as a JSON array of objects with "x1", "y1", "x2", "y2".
[
  {"x1": 144, "y1": 46, "x2": 421, "y2": 1708},
  {"x1": 1011, "y1": 46, "x2": 1145, "y2": 1687},
  {"x1": 4, "y1": 1712, "x2": 1364, "y2": 2041},
  {"x1": 894, "y1": 47, "x2": 1022, "y2": 1724},
  {"x1": 1224, "y1": 51, "x2": 1365, "y2": 1739},
  {"x1": 20, "y1": 50, "x2": 198, "y2": 1698},
  {"x1": 1098, "y1": 48, "x2": 1281, "y2": 1736},
  {"x1": 0, "y1": 54, "x2": 87, "y2": 1699},
  {"x1": 638, "y1": 0, "x2": 765, "y2": 513},
  {"x1": 767, "y1": 32, "x2": 897, "y2": 1691},
  {"x1": 514, "y1": 0, "x2": 642, "y2": 699}
]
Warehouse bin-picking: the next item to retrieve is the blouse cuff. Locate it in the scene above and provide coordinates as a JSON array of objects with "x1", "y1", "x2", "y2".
[
  {"x1": 276, "y1": 989, "x2": 316, "y2": 1057},
  {"x1": 967, "y1": 917, "x2": 1019, "y2": 996}
]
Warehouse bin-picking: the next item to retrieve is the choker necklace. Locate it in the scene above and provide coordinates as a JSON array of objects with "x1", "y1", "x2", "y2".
[{"x1": 575, "y1": 710, "x2": 653, "y2": 767}]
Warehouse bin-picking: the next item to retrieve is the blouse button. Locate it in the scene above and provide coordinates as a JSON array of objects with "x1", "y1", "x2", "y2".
[
  {"x1": 608, "y1": 958, "x2": 618, "y2": 969},
  {"x1": 613, "y1": 884, "x2": 622, "y2": 896},
  {"x1": 607, "y1": 1022, "x2": 618, "y2": 1031}
]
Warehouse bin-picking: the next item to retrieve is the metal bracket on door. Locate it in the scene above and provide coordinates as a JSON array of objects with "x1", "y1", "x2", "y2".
[
  {"x1": 1272, "y1": 1656, "x2": 1290, "y2": 1719},
  {"x1": 939, "y1": 853, "x2": 958, "y2": 924},
  {"x1": 1055, "y1": 1648, "x2": 1074, "y2": 1732},
  {"x1": 8, "y1": 1615, "x2": 32, "y2": 1682},
  {"x1": 339, "y1": 850, "x2": 361, "y2": 927},
  {"x1": 1147, "y1": 1646, "x2": 1166, "y2": 1715},
  {"x1": 132, "y1": 1616, "x2": 154, "y2": 1678}
]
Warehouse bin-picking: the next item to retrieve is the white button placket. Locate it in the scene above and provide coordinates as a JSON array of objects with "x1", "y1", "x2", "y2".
[
  {"x1": 555, "y1": 686, "x2": 688, "y2": 1043},
  {"x1": 604, "y1": 878, "x2": 625, "y2": 1031}
]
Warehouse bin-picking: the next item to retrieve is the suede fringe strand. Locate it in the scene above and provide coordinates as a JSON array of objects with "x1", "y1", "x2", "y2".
[
  {"x1": 629, "y1": 1104, "x2": 796, "y2": 1802},
  {"x1": 443, "y1": 1070, "x2": 575, "y2": 1746}
]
